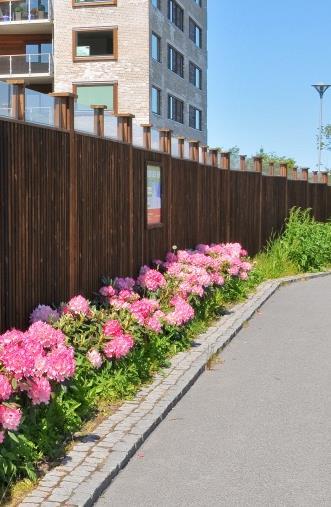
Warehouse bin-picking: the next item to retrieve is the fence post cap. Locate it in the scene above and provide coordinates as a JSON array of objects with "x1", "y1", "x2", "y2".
[
  {"x1": 50, "y1": 92, "x2": 78, "y2": 98},
  {"x1": 209, "y1": 147, "x2": 220, "y2": 152},
  {"x1": 6, "y1": 79, "x2": 25, "y2": 85},
  {"x1": 221, "y1": 151, "x2": 231, "y2": 155},
  {"x1": 90, "y1": 104, "x2": 108, "y2": 110},
  {"x1": 141, "y1": 123, "x2": 153, "y2": 128},
  {"x1": 188, "y1": 139, "x2": 200, "y2": 145},
  {"x1": 159, "y1": 128, "x2": 172, "y2": 133},
  {"x1": 240, "y1": 154, "x2": 247, "y2": 158},
  {"x1": 253, "y1": 155, "x2": 263, "y2": 159},
  {"x1": 115, "y1": 113, "x2": 135, "y2": 118}
]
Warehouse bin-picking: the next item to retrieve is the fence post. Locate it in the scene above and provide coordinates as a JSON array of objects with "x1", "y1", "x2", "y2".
[
  {"x1": 253, "y1": 156, "x2": 263, "y2": 173},
  {"x1": 301, "y1": 168, "x2": 309, "y2": 181},
  {"x1": 189, "y1": 140, "x2": 200, "y2": 162},
  {"x1": 209, "y1": 148, "x2": 219, "y2": 167},
  {"x1": 221, "y1": 152, "x2": 230, "y2": 170},
  {"x1": 7, "y1": 79, "x2": 25, "y2": 121},
  {"x1": 178, "y1": 137, "x2": 185, "y2": 159},
  {"x1": 240, "y1": 155, "x2": 246, "y2": 171},
  {"x1": 280, "y1": 162, "x2": 288, "y2": 178},
  {"x1": 269, "y1": 161, "x2": 275, "y2": 176},
  {"x1": 201, "y1": 145, "x2": 208, "y2": 164},
  {"x1": 292, "y1": 166, "x2": 298, "y2": 180},
  {"x1": 50, "y1": 92, "x2": 77, "y2": 131},
  {"x1": 312, "y1": 170, "x2": 318, "y2": 183},
  {"x1": 141, "y1": 124, "x2": 152, "y2": 150},
  {"x1": 91, "y1": 105, "x2": 107, "y2": 137},
  {"x1": 50, "y1": 92, "x2": 78, "y2": 296},
  {"x1": 159, "y1": 128, "x2": 172, "y2": 154},
  {"x1": 300, "y1": 168, "x2": 310, "y2": 213},
  {"x1": 117, "y1": 113, "x2": 134, "y2": 143},
  {"x1": 321, "y1": 171, "x2": 328, "y2": 185}
]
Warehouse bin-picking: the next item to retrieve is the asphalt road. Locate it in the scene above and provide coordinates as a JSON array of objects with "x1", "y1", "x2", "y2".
[{"x1": 96, "y1": 276, "x2": 331, "y2": 507}]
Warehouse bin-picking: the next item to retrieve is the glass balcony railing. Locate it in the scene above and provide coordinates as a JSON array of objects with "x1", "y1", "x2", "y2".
[
  {"x1": 0, "y1": 0, "x2": 52, "y2": 23},
  {"x1": 0, "y1": 53, "x2": 53, "y2": 77}
]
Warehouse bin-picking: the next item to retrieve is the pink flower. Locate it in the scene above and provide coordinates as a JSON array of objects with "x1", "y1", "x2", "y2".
[
  {"x1": 87, "y1": 349, "x2": 103, "y2": 369},
  {"x1": 239, "y1": 271, "x2": 248, "y2": 280},
  {"x1": 103, "y1": 320, "x2": 123, "y2": 338},
  {"x1": 99, "y1": 286, "x2": 116, "y2": 297},
  {"x1": 27, "y1": 378, "x2": 51, "y2": 405},
  {"x1": 138, "y1": 268, "x2": 166, "y2": 292},
  {"x1": 63, "y1": 295, "x2": 90, "y2": 316},
  {"x1": 0, "y1": 431, "x2": 5, "y2": 444},
  {"x1": 46, "y1": 345, "x2": 76, "y2": 382},
  {"x1": 104, "y1": 334, "x2": 134, "y2": 360},
  {"x1": 29, "y1": 305, "x2": 60, "y2": 324},
  {"x1": 166, "y1": 296, "x2": 195, "y2": 326},
  {"x1": 229, "y1": 266, "x2": 240, "y2": 276},
  {"x1": 26, "y1": 321, "x2": 65, "y2": 349},
  {"x1": 0, "y1": 375, "x2": 12, "y2": 401},
  {"x1": 0, "y1": 405, "x2": 22, "y2": 431},
  {"x1": 145, "y1": 316, "x2": 162, "y2": 333}
]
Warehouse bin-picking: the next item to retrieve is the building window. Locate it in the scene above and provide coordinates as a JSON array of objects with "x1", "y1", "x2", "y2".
[
  {"x1": 152, "y1": 32, "x2": 161, "y2": 62},
  {"x1": 151, "y1": 0, "x2": 161, "y2": 8},
  {"x1": 168, "y1": 0, "x2": 184, "y2": 31},
  {"x1": 152, "y1": 86, "x2": 161, "y2": 115},
  {"x1": 194, "y1": 0, "x2": 202, "y2": 6},
  {"x1": 189, "y1": 61, "x2": 202, "y2": 89},
  {"x1": 168, "y1": 45, "x2": 184, "y2": 78},
  {"x1": 73, "y1": 0, "x2": 117, "y2": 5},
  {"x1": 189, "y1": 18, "x2": 202, "y2": 48},
  {"x1": 75, "y1": 83, "x2": 117, "y2": 112},
  {"x1": 189, "y1": 105, "x2": 202, "y2": 130},
  {"x1": 168, "y1": 94, "x2": 184, "y2": 124},
  {"x1": 73, "y1": 28, "x2": 117, "y2": 60}
]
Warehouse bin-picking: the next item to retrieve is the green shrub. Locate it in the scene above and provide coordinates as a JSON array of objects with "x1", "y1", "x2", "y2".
[{"x1": 280, "y1": 208, "x2": 331, "y2": 271}]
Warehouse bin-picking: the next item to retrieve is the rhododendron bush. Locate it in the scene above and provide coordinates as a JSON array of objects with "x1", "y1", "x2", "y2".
[{"x1": 0, "y1": 242, "x2": 251, "y2": 493}]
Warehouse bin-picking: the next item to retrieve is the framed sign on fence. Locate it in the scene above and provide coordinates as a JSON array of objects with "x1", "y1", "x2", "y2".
[{"x1": 146, "y1": 163, "x2": 162, "y2": 227}]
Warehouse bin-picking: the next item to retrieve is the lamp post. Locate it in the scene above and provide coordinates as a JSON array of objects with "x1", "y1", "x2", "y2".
[{"x1": 312, "y1": 83, "x2": 331, "y2": 172}]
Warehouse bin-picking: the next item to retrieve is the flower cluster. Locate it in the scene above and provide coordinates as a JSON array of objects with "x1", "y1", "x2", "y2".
[
  {"x1": 96, "y1": 242, "x2": 252, "y2": 338},
  {"x1": 0, "y1": 322, "x2": 75, "y2": 442}
]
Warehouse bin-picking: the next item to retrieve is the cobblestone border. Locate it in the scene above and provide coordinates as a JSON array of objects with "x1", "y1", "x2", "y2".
[{"x1": 19, "y1": 271, "x2": 331, "y2": 507}]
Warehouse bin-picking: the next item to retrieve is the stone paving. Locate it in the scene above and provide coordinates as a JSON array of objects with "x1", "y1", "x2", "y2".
[{"x1": 18, "y1": 272, "x2": 330, "y2": 507}]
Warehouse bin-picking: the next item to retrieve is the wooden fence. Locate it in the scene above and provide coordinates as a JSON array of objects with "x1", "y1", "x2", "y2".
[{"x1": 0, "y1": 105, "x2": 330, "y2": 330}]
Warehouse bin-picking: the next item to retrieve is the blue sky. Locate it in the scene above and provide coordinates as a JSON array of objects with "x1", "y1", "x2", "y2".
[{"x1": 207, "y1": 0, "x2": 331, "y2": 169}]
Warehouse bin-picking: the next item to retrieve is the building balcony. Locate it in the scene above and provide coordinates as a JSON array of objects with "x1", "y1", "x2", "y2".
[
  {"x1": 0, "y1": 0, "x2": 52, "y2": 34},
  {"x1": 0, "y1": 53, "x2": 53, "y2": 82}
]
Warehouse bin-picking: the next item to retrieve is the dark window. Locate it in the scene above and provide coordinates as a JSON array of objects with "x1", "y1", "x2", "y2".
[
  {"x1": 75, "y1": 30, "x2": 115, "y2": 57},
  {"x1": 168, "y1": 94, "x2": 184, "y2": 124},
  {"x1": 152, "y1": 86, "x2": 161, "y2": 115},
  {"x1": 189, "y1": 105, "x2": 202, "y2": 130},
  {"x1": 168, "y1": 45, "x2": 184, "y2": 78},
  {"x1": 152, "y1": 32, "x2": 161, "y2": 62},
  {"x1": 189, "y1": 61, "x2": 202, "y2": 89},
  {"x1": 168, "y1": 0, "x2": 184, "y2": 31},
  {"x1": 189, "y1": 18, "x2": 202, "y2": 48},
  {"x1": 152, "y1": 0, "x2": 161, "y2": 8}
]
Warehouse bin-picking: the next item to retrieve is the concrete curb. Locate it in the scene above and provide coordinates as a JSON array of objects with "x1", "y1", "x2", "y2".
[{"x1": 19, "y1": 271, "x2": 331, "y2": 507}]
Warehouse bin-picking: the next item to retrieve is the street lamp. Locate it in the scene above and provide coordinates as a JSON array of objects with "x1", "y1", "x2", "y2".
[{"x1": 312, "y1": 83, "x2": 331, "y2": 172}]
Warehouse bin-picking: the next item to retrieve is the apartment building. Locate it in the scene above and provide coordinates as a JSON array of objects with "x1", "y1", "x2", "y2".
[{"x1": 0, "y1": 0, "x2": 207, "y2": 142}]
